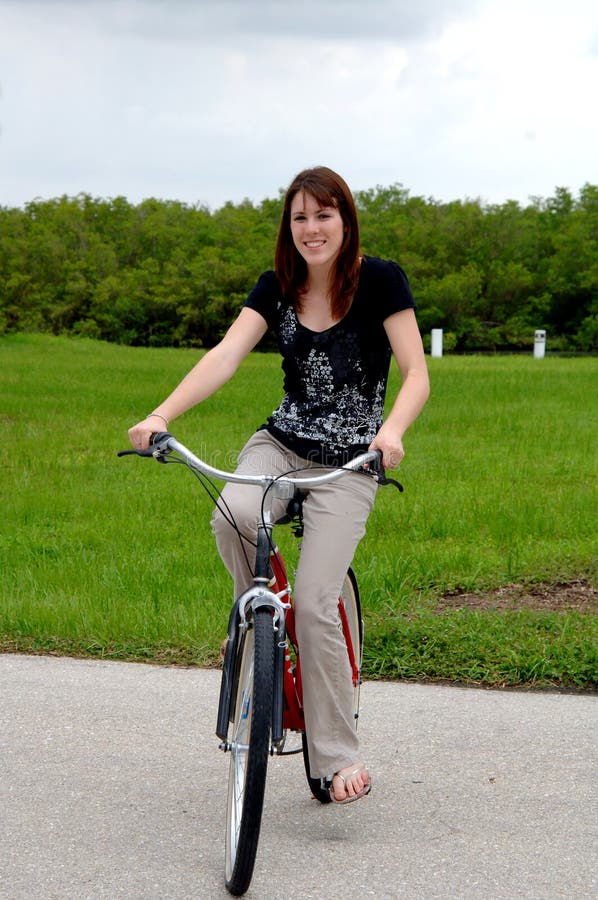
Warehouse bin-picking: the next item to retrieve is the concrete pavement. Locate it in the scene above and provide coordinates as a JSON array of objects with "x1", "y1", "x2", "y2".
[{"x1": 0, "y1": 654, "x2": 596, "y2": 899}]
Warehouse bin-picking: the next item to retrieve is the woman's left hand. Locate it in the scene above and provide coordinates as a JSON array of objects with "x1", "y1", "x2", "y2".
[{"x1": 369, "y1": 424, "x2": 405, "y2": 470}]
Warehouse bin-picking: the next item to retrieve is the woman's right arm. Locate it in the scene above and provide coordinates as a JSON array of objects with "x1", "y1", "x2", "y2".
[{"x1": 128, "y1": 306, "x2": 268, "y2": 449}]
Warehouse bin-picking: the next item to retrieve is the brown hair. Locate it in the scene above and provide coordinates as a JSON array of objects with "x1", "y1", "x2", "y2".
[{"x1": 274, "y1": 166, "x2": 361, "y2": 320}]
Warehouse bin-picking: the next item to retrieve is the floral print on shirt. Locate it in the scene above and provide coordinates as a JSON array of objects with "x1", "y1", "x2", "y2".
[{"x1": 244, "y1": 256, "x2": 416, "y2": 462}]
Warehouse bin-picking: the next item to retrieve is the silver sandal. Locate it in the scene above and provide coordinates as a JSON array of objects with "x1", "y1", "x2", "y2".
[{"x1": 329, "y1": 764, "x2": 372, "y2": 805}]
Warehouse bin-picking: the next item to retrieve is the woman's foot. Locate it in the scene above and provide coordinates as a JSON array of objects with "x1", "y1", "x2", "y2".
[{"x1": 329, "y1": 763, "x2": 371, "y2": 804}]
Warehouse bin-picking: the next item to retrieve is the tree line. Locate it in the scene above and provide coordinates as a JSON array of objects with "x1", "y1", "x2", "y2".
[{"x1": 0, "y1": 183, "x2": 596, "y2": 352}]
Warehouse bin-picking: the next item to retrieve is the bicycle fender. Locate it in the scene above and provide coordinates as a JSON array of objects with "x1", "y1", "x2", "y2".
[{"x1": 216, "y1": 598, "x2": 243, "y2": 742}]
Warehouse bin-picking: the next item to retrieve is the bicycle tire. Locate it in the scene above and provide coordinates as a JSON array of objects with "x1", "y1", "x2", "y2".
[
  {"x1": 224, "y1": 606, "x2": 275, "y2": 896},
  {"x1": 302, "y1": 568, "x2": 363, "y2": 804}
]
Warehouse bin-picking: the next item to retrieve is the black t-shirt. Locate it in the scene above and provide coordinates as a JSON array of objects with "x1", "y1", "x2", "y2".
[{"x1": 244, "y1": 255, "x2": 416, "y2": 465}]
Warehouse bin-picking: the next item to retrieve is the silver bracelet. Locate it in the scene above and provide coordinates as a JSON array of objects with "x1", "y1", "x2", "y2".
[{"x1": 146, "y1": 412, "x2": 169, "y2": 427}]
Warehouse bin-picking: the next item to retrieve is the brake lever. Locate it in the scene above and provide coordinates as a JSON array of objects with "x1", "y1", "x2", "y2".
[
  {"x1": 377, "y1": 471, "x2": 404, "y2": 492},
  {"x1": 117, "y1": 447, "x2": 155, "y2": 458},
  {"x1": 359, "y1": 453, "x2": 404, "y2": 492}
]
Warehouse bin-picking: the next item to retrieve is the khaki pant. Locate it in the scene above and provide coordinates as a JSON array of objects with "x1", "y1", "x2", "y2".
[{"x1": 211, "y1": 430, "x2": 377, "y2": 779}]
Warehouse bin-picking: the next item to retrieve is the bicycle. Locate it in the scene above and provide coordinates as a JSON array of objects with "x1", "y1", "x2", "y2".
[{"x1": 119, "y1": 431, "x2": 401, "y2": 896}]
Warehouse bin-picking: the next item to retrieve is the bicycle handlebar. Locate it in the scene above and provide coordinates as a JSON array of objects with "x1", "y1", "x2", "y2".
[
  {"x1": 119, "y1": 430, "x2": 405, "y2": 491},
  {"x1": 119, "y1": 431, "x2": 387, "y2": 492}
]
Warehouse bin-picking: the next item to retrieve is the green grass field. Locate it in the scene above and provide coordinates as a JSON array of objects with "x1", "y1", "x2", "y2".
[{"x1": 1, "y1": 334, "x2": 596, "y2": 687}]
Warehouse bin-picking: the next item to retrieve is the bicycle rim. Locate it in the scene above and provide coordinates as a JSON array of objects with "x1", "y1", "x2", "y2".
[
  {"x1": 341, "y1": 567, "x2": 363, "y2": 720},
  {"x1": 224, "y1": 607, "x2": 274, "y2": 896}
]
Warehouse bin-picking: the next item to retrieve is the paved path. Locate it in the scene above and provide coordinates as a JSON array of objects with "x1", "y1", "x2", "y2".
[{"x1": 0, "y1": 654, "x2": 596, "y2": 899}]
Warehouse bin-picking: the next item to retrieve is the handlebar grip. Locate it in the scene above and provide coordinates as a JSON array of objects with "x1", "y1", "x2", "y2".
[
  {"x1": 150, "y1": 431, "x2": 171, "y2": 445},
  {"x1": 370, "y1": 449, "x2": 383, "y2": 469},
  {"x1": 117, "y1": 431, "x2": 172, "y2": 458}
]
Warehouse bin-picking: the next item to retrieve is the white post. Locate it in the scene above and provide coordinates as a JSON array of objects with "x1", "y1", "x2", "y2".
[
  {"x1": 534, "y1": 329, "x2": 546, "y2": 359},
  {"x1": 431, "y1": 328, "x2": 443, "y2": 358}
]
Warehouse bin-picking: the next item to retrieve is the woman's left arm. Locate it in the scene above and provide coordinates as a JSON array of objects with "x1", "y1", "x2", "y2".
[{"x1": 369, "y1": 308, "x2": 430, "y2": 469}]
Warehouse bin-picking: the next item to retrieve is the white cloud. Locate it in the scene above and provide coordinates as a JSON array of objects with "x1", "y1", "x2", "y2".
[{"x1": 0, "y1": 0, "x2": 596, "y2": 208}]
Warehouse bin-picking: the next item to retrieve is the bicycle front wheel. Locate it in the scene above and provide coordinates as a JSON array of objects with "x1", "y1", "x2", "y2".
[
  {"x1": 224, "y1": 606, "x2": 275, "y2": 896},
  {"x1": 302, "y1": 567, "x2": 363, "y2": 804}
]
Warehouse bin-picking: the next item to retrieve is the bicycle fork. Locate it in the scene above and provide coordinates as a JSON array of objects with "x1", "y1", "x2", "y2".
[{"x1": 216, "y1": 527, "x2": 290, "y2": 748}]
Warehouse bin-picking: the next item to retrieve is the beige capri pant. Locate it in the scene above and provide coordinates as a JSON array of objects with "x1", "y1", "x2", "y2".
[{"x1": 211, "y1": 430, "x2": 377, "y2": 780}]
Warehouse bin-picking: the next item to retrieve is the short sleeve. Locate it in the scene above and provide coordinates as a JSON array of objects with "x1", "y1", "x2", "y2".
[
  {"x1": 244, "y1": 270, "x2": 282, "y2": 331},
  {"x1": 361, "y1": 256, "x2": 416, "y2": 322}
]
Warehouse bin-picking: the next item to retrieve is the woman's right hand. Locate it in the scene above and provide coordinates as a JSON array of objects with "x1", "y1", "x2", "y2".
[{"x1": 128, "y1": 414, "x2": 167, "y2": 451}]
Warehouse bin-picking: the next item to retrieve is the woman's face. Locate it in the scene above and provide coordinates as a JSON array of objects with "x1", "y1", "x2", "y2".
[{"x1": 289, "y1": 191, "x2": 345, "y2": 271}]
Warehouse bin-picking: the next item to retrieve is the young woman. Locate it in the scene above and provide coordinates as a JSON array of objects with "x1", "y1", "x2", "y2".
[{"x1": 129, "y1": 166, "x2": 430, "y2": 803}]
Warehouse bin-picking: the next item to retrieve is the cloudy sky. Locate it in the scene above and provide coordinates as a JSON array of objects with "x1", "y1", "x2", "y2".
[{"x1": 1, "y1": 0, "x2": 597, "y2": 209}]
